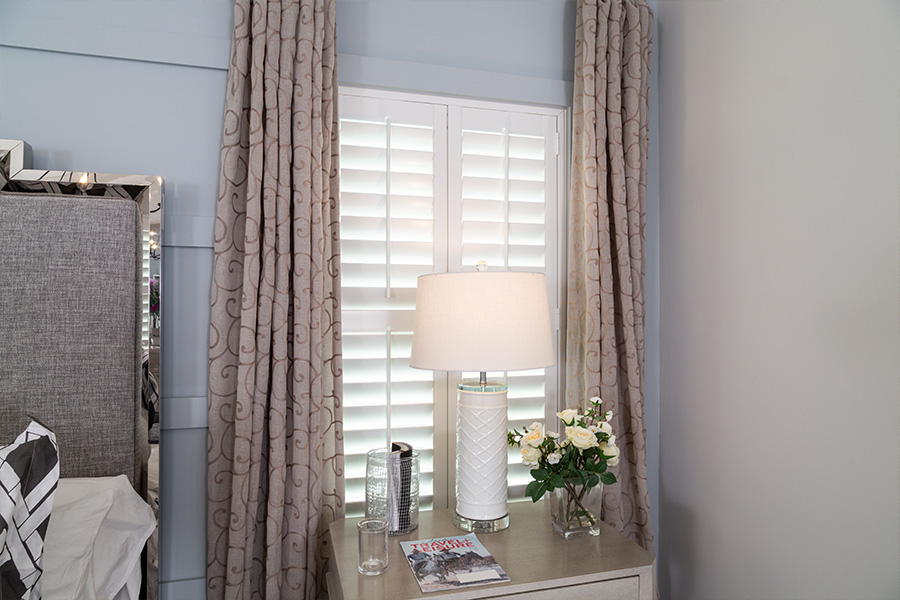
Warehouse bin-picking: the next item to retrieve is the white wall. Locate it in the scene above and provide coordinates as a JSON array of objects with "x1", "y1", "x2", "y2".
[
  {"x1": 658, "y1": 1, "x2": 900, "y2": 598},
  {"x1": 645, "y1": 0, "x2": 661, "y2": 560}
]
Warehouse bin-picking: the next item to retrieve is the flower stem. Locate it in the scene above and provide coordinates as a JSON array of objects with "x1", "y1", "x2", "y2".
[{"x1": 562, "y1": 481, "x2": 596, "y2": 529}]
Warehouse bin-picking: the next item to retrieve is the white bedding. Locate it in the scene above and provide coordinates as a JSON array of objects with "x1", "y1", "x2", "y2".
[{"x1": 42, "y1": 475, "x2": 156, "y2": 600}]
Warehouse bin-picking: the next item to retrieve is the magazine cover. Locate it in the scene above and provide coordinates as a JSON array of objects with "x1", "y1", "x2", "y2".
[{"x1": 399, "y1": 533, "x2": 511, "y2": 593}]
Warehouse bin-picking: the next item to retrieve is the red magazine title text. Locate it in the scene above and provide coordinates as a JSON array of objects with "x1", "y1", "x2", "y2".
[{"x1": 408, "y1": 538, "x2": 476, "y2": 553}]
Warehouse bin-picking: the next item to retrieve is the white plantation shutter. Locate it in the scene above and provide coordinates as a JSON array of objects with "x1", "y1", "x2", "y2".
[
  {"x1": 340, "y1": 89, "x2": 563, "y2": 515},
  {"x1": 449, "y1": 105, "x2": 561, "y2": 502},
  {"x1": 340, "y1": 94, "x2": 448, "y2": 516}
]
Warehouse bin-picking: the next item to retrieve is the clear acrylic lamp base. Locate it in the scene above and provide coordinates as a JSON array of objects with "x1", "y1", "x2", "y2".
[{"x1": 453, "y1": 511, "x2": 510, "y2": 533}]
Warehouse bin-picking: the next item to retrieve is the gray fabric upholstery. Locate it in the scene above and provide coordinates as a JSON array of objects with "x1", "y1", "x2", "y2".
[{"x1": 0, "y1": 191, "x2": 146, "y2": 492}]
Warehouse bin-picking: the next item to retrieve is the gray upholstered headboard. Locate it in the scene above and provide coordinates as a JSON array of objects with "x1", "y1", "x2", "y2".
[{"x1": 0, "y1": 190, "x2": 147, "y2": 492}]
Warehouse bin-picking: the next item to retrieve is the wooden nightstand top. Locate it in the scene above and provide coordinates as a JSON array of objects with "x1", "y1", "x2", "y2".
[{"x1": 326, "y1": 500, "x2": 655, "y2": 600}]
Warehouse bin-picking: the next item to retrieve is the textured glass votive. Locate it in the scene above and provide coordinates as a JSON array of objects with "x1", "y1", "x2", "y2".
[{"x1": 365, "y1": 448, "x2": 420, "y2": 536}]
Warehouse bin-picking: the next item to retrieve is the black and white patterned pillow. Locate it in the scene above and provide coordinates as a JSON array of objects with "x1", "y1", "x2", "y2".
[{"x1": 0, "y1": 421, "x2": 59, "y2": 600}]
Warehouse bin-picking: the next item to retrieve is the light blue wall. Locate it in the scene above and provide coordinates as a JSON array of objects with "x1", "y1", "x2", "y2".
[
  {"x1": 1, "y1": 4, "x2": 231, "y2": 597},
  {"x1": 336, "y1": 0, "x2": 575, "y2": 107},
  {"x1": 1, "y1": 0, "x2": 661, "y2": 595}
]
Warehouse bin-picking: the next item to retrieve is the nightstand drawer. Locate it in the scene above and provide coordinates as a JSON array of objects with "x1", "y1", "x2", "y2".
[{"x1": 483, "y1": 576, "x2": 640, "y2": 600}]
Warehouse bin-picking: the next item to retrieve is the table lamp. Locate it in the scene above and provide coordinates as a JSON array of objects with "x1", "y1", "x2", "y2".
[{"x1": 409, "y1": 266, "x2": 555, "y2": 532}]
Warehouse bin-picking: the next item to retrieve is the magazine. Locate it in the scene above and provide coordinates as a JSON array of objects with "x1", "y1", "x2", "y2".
[{"x1": 399, "y1": 533, "x2": 511, "y2": 593}]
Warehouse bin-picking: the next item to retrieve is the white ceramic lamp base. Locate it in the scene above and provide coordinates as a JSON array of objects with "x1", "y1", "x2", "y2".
[{"x1": 453, "y1": 382, "x2": 510, "y2": 533}]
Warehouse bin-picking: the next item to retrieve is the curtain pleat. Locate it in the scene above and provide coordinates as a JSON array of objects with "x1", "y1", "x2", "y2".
[
  {"x1": 567, "y1": 0, "x2": 655, "y2": 551},
  {"x1": 208, "y1": 0, "x2": 343, "y2": 598}
]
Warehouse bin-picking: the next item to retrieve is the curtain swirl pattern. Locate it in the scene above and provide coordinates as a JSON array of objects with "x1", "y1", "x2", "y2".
[
  {"x1": 566, "y1": 0, "x2": 655, "y2": 551},
  {"x1": 207, "y1": 0, "x2": 343, "y2": 598}
]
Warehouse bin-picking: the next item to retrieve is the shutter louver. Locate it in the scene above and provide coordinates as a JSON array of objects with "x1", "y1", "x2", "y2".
[{"x1": 454, "y1": 109, "x2": 550, "y2": 272}]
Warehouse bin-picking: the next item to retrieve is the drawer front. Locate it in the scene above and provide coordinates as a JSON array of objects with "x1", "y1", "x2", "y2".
[{"x1": 490, "y1": 576, "x2": 640, "y2": 600}]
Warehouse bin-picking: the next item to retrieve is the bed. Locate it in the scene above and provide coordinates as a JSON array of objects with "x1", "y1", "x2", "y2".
[{"x1": 0, "y1": 139, "x2": 161, "y2": 600}]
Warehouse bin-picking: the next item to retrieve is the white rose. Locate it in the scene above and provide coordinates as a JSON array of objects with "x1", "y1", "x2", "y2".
[
  {"x1": 529, "y1": 422, "x2": 543, "y2": 431},
  {"x1": 589, "y1": 395, "x2": 602, "y2": 405},
  {"x1": 600, "y1": 440, "x2": 620, "y2": 467},
  {"x1": 547, "y1": 431, "x2": 560, "y2": 439},
  {"x1": 604, "y1": 410, "x2": 613, "y2": 422},
  {"x1": 557, "y1": 409, "x2": 580, "y2": 425},
  {"x1": 588, "y1": 424, "x2": 600, "y2": 433},
  {"x1": 597, "y1": 421, "x2": 612, "y2": 435},
  {"x1": 565, "y1": 426, "x2": 599, "y2": 450},
  {"x1": 547, "y1": 452, "x2": 562, "y2": 465},
  {"x1": 520, "y1": 444, "x2": 541, "y2": 466},
  {"x1": 520, "y1": 423, "x2": 544, "y2": 448}
]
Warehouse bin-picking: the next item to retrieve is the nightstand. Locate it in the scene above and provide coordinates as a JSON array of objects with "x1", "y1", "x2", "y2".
[{"x1": 326, "y1": 500, "x2": 655, "y2": 599}]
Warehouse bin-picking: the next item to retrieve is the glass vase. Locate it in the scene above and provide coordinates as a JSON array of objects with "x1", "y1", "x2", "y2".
[{"x1": 549, "y1": 481, "x2": 603, "y2": 539}]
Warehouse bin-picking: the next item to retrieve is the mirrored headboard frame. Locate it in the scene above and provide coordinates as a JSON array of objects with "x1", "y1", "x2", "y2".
[
  {"x1": 0, "y1": 139, "x2": 163, "y2": 349},
  {"x1": 0, "y1": 139, "x2": 32, "y2": 188}
]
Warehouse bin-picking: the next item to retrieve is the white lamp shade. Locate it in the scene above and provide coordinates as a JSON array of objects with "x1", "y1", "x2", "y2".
[{"x1": 409, "y1": 271, "x2": 555, "y2": 373}]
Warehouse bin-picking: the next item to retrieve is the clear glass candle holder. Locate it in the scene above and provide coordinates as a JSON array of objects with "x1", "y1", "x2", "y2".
[{"x1": 357, "y1": 518, "x2": 388, "y2": 576}]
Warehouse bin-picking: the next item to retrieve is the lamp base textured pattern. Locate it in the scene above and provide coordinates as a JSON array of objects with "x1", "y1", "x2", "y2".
[
  {"x1": 455, "y1": 386, "x2": 509, "y2": 530},
  {"x1": 550, "y1": 481, "x2": 603, "y2": 539}
]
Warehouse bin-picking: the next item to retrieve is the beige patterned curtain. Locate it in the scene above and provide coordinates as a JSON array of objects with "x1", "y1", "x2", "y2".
[
  {"x1": 207, "y1": 0, "x2": 342, "y2": 598},
  {"x1": 566, "y1": 0, "x2": 654, "y2": 551}
]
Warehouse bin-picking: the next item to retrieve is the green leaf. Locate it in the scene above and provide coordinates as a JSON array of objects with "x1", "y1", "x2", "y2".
[
  {"x1": 525, "y1": 480, "x2": 540, "y2": 498},
  {"x1": 587, "y1": 474, "x2": 599, "y2": 488},
  {"x1": 600, "y1": 472, "x2": 617, "y2": 485},
  {"x1": 531, "y1": 468, "x2": 549, "y2": 480},
  {"x1": 530, "y1": 480, "x2": 547, "y2": 502},
  {"x1": 549, "y1": 474, "x2": 565, "y2": 489}
]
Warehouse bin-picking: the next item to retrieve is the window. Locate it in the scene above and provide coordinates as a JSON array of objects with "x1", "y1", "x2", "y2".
[{"x1": 339, "y1": 88, "x2": 564, "y2": 516}]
